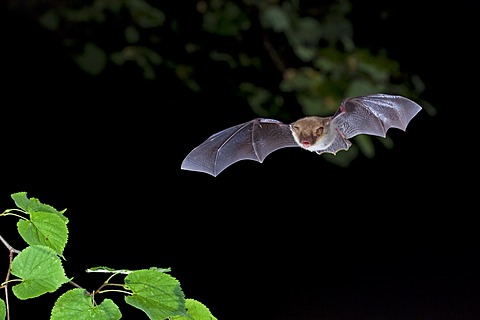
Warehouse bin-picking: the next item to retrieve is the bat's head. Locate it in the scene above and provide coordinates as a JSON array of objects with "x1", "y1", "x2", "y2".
[{"x1": 289, "y1": 116, "x2": 332, "y2": 151}]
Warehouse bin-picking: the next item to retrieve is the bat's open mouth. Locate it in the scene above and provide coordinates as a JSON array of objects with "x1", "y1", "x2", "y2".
[{"x1": 301, "y1": 141, "x2": 312, "y2": 148}]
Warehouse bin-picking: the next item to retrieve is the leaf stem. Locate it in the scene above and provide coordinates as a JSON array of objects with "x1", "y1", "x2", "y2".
[{"x1": 97, "y1": 288, "x2": 133, "y2": 295}]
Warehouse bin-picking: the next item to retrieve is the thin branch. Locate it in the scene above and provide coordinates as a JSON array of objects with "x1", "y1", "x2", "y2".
[
  {"x1": 1, "y1": 236, "x2": 19, "y2": 320},
  {"x1": 0, "y1": 235, "x2": 21, "y2": 254},
  {"x1": 262, "y1": 33, "x2": 286, "y2": 73}
]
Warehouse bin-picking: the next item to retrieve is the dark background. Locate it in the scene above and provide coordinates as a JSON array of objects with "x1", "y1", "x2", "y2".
[{"x1": 1, "y1": 1, "x2": 477, "y2": 319}]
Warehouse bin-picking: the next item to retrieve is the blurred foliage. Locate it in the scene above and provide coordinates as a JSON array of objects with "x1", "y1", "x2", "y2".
[{"x1": 35, "y1": 0, "x2": 432, "y2": 166}]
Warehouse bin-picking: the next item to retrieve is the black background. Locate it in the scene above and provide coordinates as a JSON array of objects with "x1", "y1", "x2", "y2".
[{"x1": 1, "y1": 1, "x2": 477, "y2": 319}]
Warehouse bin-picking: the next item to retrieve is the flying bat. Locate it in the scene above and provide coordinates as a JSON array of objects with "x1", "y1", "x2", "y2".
[{"x1": 181, "y1": 93, "x2": 422, "y2": 176}]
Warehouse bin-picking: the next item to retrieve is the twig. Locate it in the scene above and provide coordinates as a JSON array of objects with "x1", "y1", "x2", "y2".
[
  {"x1": 0, "y1": 235, "x2": 21, "y2": 254},
  {"x1": 1, "y1": 234, "x2": 20, "y2": 320}
]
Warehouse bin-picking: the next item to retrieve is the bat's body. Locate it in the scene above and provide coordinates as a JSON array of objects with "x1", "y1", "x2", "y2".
[{"x1": 181, "y1": 94, "x2": 422, "y2": 176}]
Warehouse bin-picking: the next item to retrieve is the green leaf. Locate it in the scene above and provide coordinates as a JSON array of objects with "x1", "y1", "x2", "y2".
[
  {"x1": 239, "y1": 82, "x2": 284, "y2": 118},
  {"x1": 126, "y1": 0, "x2": 165, "y2": 28},
  {"x1": 377, "y1": 135, "x2": 394, "y2": 149},
  {"x1": 51, "y1": 288, "x2": 121, "y2": 320},
  {"x1": 75, "y1": 42, "x2": 107, "y2": 76},
  {"x1": 293, "y1": 45, "x2": 317, "y2": 62},
  {"x1": 202, "y1": 2, "x2": 250, "y2": 36},
  {"x1": 86, "y1": 266, "x2": 171, "y2": 276},
  {"x1": 86, "y1": 266, "x2": 128, "y2": 273},
  {"x1": 11, "y1": 192, "x2": 68, "y2": 222},
  {"x1": 171, "y1": 298, "x2": 218, "y2": 320},
  {"x1": 0, "y1": 299, "x2": 5, "y2": 320},
  {"x1": 39, "y1": 10, "x2": 60, "y2": 31},
  {"x1": 125, "y1": 25, "x2": 140, "y2": 43},
  {"x1": 124, "y1": 269, "x2": 187, "y2": 319},
  {"x1": 17, "y1": 211, "x2": 68, "y2": 257},
  {"x1": 345, "y1": 79, "x2": 380, "y2": 98},
  {"x1": 261, "y1": 6, "x2": 290, "y2": 32},
  {"x1": 322, "y1": 145, "x2": 358, "y2": 167},
  {"x1": 353, "y1": 135, "x2": 375, "y2": 158},
  {"x1": 298, "y1": 94, "x2": 328, "y2": 116},
  {"x1": 11, "y1": 245, "x2": 70, "y2": 299},
  {"x1": 292, "y1": 17, "x2": 323, "y2": 46}
]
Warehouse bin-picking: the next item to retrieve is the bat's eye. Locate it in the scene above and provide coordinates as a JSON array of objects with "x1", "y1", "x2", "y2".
[
  {"x1": 315, "y1": 127, "x2": 324, "y2": 136},
  {"x1": 292, "y1": 125, "x2": 300, "y2": 131}
]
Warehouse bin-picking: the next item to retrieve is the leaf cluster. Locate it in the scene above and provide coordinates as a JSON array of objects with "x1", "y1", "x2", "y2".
[{"x1": 1, "y1": 192, "x2": 216, "y2": 320}]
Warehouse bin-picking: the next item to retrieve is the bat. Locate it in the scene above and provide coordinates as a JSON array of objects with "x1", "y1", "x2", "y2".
[{"x1": 181, "y1": 93, "x2": 422, "y2": 176}]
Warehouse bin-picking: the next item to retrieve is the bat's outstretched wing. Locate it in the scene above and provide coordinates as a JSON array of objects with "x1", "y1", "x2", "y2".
[
  {"x1": 181, "y1": 118, "x2": 298, "y2": 176},
  {"x1": 332, "y1": 94, "x2": 422, "y2": 139}
]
